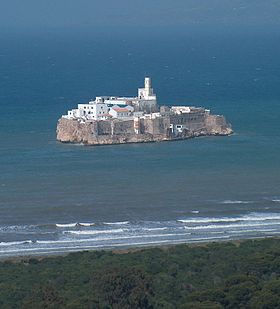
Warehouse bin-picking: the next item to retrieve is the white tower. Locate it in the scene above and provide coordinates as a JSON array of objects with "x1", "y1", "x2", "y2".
[
  {"x1": 138, "y1": 77, "x2": 155, "y2": 99},
  {"x1": 144, "y1": 77, "x2": 152, "y2": 96},
  {"x1": 137, "y1": 77, "x2": 157, "y2": 112}
]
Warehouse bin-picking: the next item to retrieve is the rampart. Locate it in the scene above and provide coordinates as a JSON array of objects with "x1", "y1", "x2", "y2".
[{"x1": 56, "y1": 110, "x2": 233, "y2": 146}]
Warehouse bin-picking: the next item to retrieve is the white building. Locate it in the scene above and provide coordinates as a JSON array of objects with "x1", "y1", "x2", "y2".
[
  {"x1": 63, "y1": 77, "x2": 158, "y2": 121},
  {"x1": 171, "y1": 106, "x2": 191, "y2": 114},
  {"x1": 109, "y1": 105, "x2": 134, "y2": 118}
]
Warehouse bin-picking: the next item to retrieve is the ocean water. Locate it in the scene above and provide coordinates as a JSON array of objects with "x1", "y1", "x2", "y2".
[{"x1": 1, "y1": 29, "x2": 280, "y2": 257}]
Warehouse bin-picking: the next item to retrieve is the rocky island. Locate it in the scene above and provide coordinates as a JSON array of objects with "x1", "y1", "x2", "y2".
[{"x1": 57, "y1": 78, "x2": 233, "y2": 145}]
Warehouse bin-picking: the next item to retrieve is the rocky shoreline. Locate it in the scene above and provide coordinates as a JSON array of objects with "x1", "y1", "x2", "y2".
[{"x1": 56, "y1": 114, "x2": 233, "y2": 146}]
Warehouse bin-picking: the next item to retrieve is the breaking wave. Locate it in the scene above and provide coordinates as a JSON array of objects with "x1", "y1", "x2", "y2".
[
  {"x1": 220, "y1": 200, "x2": 253, "y2": 204},
  {"x1": 55, "y1": 222, "x2": 96, "y2": 228},
  {"x1": 184, "y1": 221, "x2": 280, "y2": 230},
  {"x1": 0, "y1": 240, "x2": 33, "y2": 247},
  {"x1": 103, "y1": 221, "x2": 129, "y2": 225},
  {"x1": 2, "y1": 212, "x2": 280, "y2": 257},
  {"x1": 56, "y1": 223, "x2": 78, "y2": 228},
  {"x1": 78, "y1": 223, "x2": 95, "y2": 227},
  {"x1": 64, "y1": 228, "x2": 126, "y2": 235},
  {"x1": 177, "y1": 213, "x2": 280, "y2": 224},
  {"x1": 143, "y1": 227, "x2": 169, "y2": 232}
]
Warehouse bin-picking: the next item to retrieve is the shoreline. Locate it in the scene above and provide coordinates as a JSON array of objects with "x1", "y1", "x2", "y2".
[
  {"x1": 1, "y1": 234, "x2": 278, "y2": 262},
  {"x1": 2, "y1": 210, "x2": 280, "y2": 261},
  {"x1": 58, "y1": 131, "x2": 232, "y2": 147},
  {"x1": 56, "y1": 112, "x2": 233, "y2": 146}
]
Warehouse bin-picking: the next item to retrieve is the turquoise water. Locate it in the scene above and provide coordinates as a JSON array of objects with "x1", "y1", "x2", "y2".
[{"x1": 0, "y1": 30, "x2": 280, "y2": 256}]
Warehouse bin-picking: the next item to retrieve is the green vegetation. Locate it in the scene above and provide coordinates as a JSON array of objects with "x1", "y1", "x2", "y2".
[{"x1": 2, "y1": 238, "x2": 280, "y2": 308}]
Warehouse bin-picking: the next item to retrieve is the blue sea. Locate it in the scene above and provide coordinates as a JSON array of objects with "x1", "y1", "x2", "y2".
[{"x1": 1, "y1": 29, "x2": 280, "y2": 257}]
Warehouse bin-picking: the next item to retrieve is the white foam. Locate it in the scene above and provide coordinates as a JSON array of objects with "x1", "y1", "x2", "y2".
[
  {"x1": 184, "y1": 221, "x2": 280, "y2": 230},
  {"x1": 0, "y1": 240, "x2": 32, "y2": 247},
  {"x1": 36, "y1": 239, "x2": 74, "y2": 244},
  {"x1": 179, "y1": 217, "x2": 243, "y2": 224},
  {"x1": 79, "y1": 223, "x2": 95, "y2": 227},
  {"x1": 56, "y1": 223, "x2": 77, "y2": 228},
  {"x1": 178, "y1": 213, "x2": 280, "y2": 224},
  {"x1": 143, "y1": 227, "x2": 169, "y2": 232},
  {"x1": 64, "y1": 228, "x2": 125, "y2": 235},
  {"x1": 272, "y1": 199, "x2": 280, "y2": 203},
  {"x1": 220, "y1": 200, "x2": 253, "y2": 204},
  {"x1": 103, "y1": 221, "x2": 129, "y2": 225},
  {"x1": 191, "y1": 210, "x2": 200, "y2": 214}
]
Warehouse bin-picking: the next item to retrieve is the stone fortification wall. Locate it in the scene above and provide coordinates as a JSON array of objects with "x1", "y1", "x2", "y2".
[
  {"x1": 141, "y1": 117, "x2": 170, "y2": 136},
  {"x1": 57, "y1": 118, "x2": 158, "y2": 145},
  {"x1": 97, "y1": 121, "x2": 111, "y2": 135},
  {"x1": 113, "y1": 120, "x2": 135, "y2": 135},
  {"x1": 170, "y1": 112, "x2": 206, "y2": 131},
  {"x1": 57, "y1": 112, "x2": 233, "y2": 145},
  {"x1": 95, "y1": 120, "x2": 135, "y2": 136}
]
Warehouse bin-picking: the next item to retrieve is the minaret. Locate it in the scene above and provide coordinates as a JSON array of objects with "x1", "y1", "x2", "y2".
[
  {"x1": 144, "y1": 77, "x2": 153, "y2": 96},
  {"x1": 137, "y1": 77, "x2": 157, "y2": 112}
]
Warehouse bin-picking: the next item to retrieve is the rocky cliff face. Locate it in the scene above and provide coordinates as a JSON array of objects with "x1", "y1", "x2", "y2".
[
  {"x1": 204, "y1": 114, "x2": 233, "y2": 136},
  {"x1": 56, "y1": 114, "x2": 233, "y2": 146}
]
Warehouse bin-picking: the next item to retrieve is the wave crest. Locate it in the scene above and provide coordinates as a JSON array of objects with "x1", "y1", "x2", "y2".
[
  {"x1": 0, "y1": 240, "x2": 32, "y2": 247},
  {"x1": 103, "y1": 221, "x2": 129, "y2": 225},
  {"x1": 220, "y1": 200, "x2": 253, "y2": 204},
  {"x1": 56, "y1": 223, "x2": 77, "y2": 228},
  {"x1": 64, "y1": 228, "x2": 126, "y2": 235}
]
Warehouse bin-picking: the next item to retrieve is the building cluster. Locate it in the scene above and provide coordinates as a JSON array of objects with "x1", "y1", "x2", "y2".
[
  {"x1": 64, "y1": 77, "x2": 157, "y2": 121},
  {"x1": 63, "y1": 77, "x2": 210, "y2": 136}
]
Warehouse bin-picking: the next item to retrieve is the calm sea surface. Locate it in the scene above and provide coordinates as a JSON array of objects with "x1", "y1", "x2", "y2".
[{"x1": 0, "y1": 30, "x2": 280, "y2": 256}]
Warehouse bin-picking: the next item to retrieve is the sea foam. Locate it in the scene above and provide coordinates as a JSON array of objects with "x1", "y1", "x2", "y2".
[
  {"x1": 78, "y1": 223, "x2": 95, "y2": 227},
  {"x1": 178, "y1": 213, "x2": 280, "y2": 224},
  {"x1": 64, "y1": 228, "x2": 125, "y2": 235},
  {"x1": 103, "y1": 221, "x2": 129, "y2": 225},
  {"x1": 56, "y1": 223, "x2": 77, "y2": 228},
  {"x1": 184, "y1": 221, "x2": 280, "y2": 230},
  {"x1": 220, "y1": 200, "x2": 253, "y2": 204},
  {"x1": 0, "y1": 240, "x2": 33, "y2": 247}
]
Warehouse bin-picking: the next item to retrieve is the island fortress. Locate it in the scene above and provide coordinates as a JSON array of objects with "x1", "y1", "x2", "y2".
[{"x1": 57, "y1": 77, "x2": 233, "y2": 145}]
